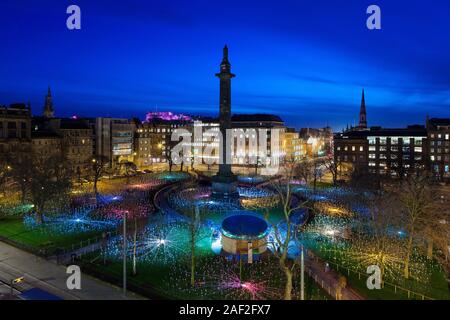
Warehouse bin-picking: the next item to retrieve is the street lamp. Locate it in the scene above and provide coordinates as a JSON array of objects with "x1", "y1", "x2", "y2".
[
  {"x1": 10, "y1": 277, "x2": 25, "y2": 296},
  {"x1": 123, "y1": 210, "x2": 128, "y2": 297},
  {"x1": 300, "y1": 246, "x2": 305, "y2": 301}
]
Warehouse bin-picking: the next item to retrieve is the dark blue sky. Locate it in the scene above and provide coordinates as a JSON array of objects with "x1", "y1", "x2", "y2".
[{"x1": 0, "y1": 0, "x2": 449, "y2": 130}]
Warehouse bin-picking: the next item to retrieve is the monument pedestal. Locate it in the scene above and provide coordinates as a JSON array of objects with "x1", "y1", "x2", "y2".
[{"x1": 211, "y1": 174, "x2": 239, "y2": 199}]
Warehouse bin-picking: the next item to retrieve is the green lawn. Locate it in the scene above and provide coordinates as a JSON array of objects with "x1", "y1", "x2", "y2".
[
  {"x1": 304, "y1": 237, "x2": 450, "y2": 300},
  {"x1": 79, "y1": 251, "x2": 330, "y2": 300},
  {"x1": 0, "y1": 217, "x2": 104, "y2": 255}
]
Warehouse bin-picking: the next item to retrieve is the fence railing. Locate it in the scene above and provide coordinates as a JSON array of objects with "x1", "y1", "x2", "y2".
[{"x1": 318, "y1": 256, "x2": 436, "y2": 300}]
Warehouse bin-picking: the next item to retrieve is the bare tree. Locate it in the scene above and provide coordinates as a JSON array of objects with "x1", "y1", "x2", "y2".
[
  {"x1": 188, "y1": 206, "x2": 201, "y2": 287},
  {"x1": 312, "y1": 159, "x2": 324, "y2": 193},
  {"x1": 323, "y1": 156, "x2": 340, "y2": 186},
  {"x1": 295, "y1": 160, "x2": 313, "y2": 185},
  {"x1": 0, "y1": 155, "x2": 11, "y2": 198},
  {"x1": 165, "y1": 140, "x2": 177, "y2": 173},
  {"x1": 266, "y1": 161, "x2": 309, "y2": 300},
  {"x1": 396, "y1": 174, "x2": 443, "y2": 279},
  {"x1": 92, "y1": 155, "x2": 109, "y2": 199},
  {"x1": 8, "y1": 154, "x2": 33, "y2": 204},
  {"x1": 350, "y1": 192, "x2": 406, "y2": 282},
  {"x1": 28, "y1": 154, "x2": 72, "y2": 224}
]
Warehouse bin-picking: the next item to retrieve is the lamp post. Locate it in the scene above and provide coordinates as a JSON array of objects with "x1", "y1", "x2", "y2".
[
  {"x1": 300, "y1": 245, "x2": 305, "y2": 301},
  {"x1": 123, "y1": 211, "x2": 127, "y2": 297}
]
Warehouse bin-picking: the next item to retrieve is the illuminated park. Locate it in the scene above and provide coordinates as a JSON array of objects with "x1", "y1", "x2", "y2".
[
  {"x1": 0, "y1": 164, "x2": 449, "y2": 301},
  {"x1": 1, "y1": 9, "x2": 449, "y2": 304}
]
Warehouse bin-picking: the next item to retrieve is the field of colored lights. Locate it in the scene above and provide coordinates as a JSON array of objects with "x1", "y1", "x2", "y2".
[{"x1": 1, "y1": 173, "x2": 448, "y2": 300}]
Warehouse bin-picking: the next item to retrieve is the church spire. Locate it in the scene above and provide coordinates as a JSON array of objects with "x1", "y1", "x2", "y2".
[
  {"x1": 358, "y1": 89, "x2": 367, "y2": 129},
  {"x1": 43, "y1": 86, "x2": 55, "y2": 118}
]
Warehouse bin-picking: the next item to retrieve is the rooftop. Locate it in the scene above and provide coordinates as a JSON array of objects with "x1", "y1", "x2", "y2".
[
  {"x1": 336, "y1": 125, "x2": 427, "y2": 139},
  {"x1": 221, "y1": 215, "x2": 269, "y2": 240},
  {"x1": 231, "y1": 114, "x2": 284, "y2": 123}
]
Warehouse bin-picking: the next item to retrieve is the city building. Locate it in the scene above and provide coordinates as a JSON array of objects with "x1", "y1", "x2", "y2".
[
  {"x1": 31, "y1": 121, "x2": 62, "y2": 158},
  {"x1": 299, "y1": 127, "x2": 333, "y2": 158},
  {"x1": 134, "y1": 116, "x2": 189, "y2": 169},
  {"x1": 283, "y1": 128, "x2": 300, "y2": 162},
  {"x1": 427, "y1": 118, "x2": 450, "y2": 181},
  {"x1": 45, "y1": 118, "x2": 93, "y2": 178},
  {"x1": 335, "y1": 125, "x2": 428, "y2": 177},
  {"x1": 90, "y1": 118, "x2": 135, "y2": 169},
  {"x1": 231, "y1": 114, "x2": 286, "y2": 167},
  {"x1": 0, "y1": 103, "x2": 32, "y2": 156}
]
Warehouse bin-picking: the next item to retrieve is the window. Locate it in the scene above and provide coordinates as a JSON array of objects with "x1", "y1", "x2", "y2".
[
  {"x1": 414, "y1": 147, "x2": 422, "y2": 153},
  {"x1": 369, "y1": 154, "x2": 376, "y2": 159},
  {"x1": 359, "y1": 146, "x2": 364, "y2": 152},
  {"x1": 7, "y1": 122, "x2": 17, "y2": 138},
  {"x1": 391, "y1": 137, "x2": 399, "y2": 145},
  {"x1": 369, "y1": 146, "x2": 376, "y2": 151},
  {"x1": 431, "y1": 156, "x2": 435, "y2": 161},
  {"x1": 368, "y1": 137, "x2": 376, "y2": 145},
  {"x1": 352, "y1": 146, "x2": 356, "y2": 152},
  {"x1": 446, "y1": 134, "x2": 449, "y2": 140},
  {"x1": 380, "y1": 138, "x2": 387, "y2": 145},
  {"x1": 369, "y1": 162, "x2": 376, "y2": 167}
]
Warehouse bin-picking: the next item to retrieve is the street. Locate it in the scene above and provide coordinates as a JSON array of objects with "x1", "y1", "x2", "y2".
[{"x1": 0, "y1": 241, "x2": 143, "y2": 300}]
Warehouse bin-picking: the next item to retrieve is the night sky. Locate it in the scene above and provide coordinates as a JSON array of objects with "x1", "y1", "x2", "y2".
[{"x1": 0, "y1": 0, "x2": 449, "y2": 130}]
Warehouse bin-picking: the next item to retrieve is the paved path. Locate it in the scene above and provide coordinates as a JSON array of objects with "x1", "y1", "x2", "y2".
[
  {"x1": 0, "y1": 241, "x2": 143, "y2": 300},
  {"x1": 305, "y1": 251, "x2": 365, "y2": 300}
]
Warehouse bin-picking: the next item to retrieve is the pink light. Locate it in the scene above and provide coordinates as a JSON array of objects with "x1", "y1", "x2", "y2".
[
  {"x1": 218, "y1": 275, "x2": 266, "y2": 300},
  {"x1": 194, "y1": 192, "x2": 211, "y2": 199},
  {"x1": 145, "y1": 111, "x2": 192, "y2": 122}
]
